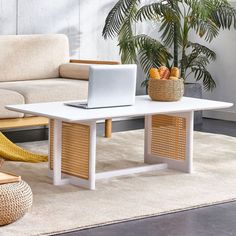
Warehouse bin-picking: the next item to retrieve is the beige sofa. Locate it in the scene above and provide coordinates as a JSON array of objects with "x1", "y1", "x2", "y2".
[{"x1": 0, "y1": 34, "x2": 119, "y2": 137}]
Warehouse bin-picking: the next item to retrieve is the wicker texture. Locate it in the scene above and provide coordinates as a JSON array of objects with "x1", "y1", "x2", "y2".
[
  {"x1": 151, "y1": 115, "x2": 186, "y2": 160},
  {"x1": 148, "y1": 78, "x2": 184, "y2": 101},
  {"x1": 50, "y1": 120, "x2": 90, "y2": 179},
  {"x1": 0, "y1": 181, "x2": 33, "y2": 226}
]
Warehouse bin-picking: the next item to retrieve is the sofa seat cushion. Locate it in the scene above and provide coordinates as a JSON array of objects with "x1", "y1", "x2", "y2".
[
  {"x1": 0, "y1": 78, "x2": 88, "y2": 105},
  {"x1": 0, "y1": 89, "x2": 25, "y2": 119}
]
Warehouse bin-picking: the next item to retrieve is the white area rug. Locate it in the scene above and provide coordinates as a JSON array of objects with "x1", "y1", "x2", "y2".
[{"x1": 1, "y1": 130, "x2": 236, "y2": 236}]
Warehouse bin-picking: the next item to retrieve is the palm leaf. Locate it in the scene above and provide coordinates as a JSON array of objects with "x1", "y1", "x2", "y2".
[
  {"x1": 118, "y1": 19, "x2": 137, "y2": 63},
  {"x1": 191, "y1": 67, "x2": 216, "y2": 91},
  {"x1": 118, "y1": 4, "x2": 138, "y2": 63},
  {"x1": 184, "y1": 0, "x2": 213, "y2": 18},
  {"x1": 190, "y1": 17, "x2": 219, "y2": 42},
  {"x1": 187, "y1": 42, "x2": 216, "y2": 61},
  {"x1": 185, "y1": 0, "x2": 236, "y2": 41},
  {"x1": 211, "y1": 5, "x2": 236, "y2": 29},
  {"x1": 187, "y1": 55, "x2": 210, "y2": 68},
  {"x1": 133, "y1": 34, "x2": 172, "y2": 75},
  {"x1": 159, "y1": 18, "x2": 182, "y2": 47},
  {"x1": 102, "y1": 0, "x2": 140, "y2": 39},
  {"x1": 183, "y1": 48, "x2": 215, "y2": 90},
  {"x1": 136, "y1": 3, "x2": 162, "y2": 21},
  {"x1": 136, "y1": 1, "x2": 180, "y2": 23}
]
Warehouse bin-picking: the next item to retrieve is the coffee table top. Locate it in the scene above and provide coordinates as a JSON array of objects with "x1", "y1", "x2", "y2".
[{"x1": 6, "y1": 96, "x2": 233, "y2": 122}]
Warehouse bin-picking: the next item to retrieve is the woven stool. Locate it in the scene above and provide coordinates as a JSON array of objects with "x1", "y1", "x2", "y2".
[{"x1": 0, "y1": 181, "x2": 33, "y2": 226}]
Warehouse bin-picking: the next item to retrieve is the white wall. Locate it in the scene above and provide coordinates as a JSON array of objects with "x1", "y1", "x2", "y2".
[
  {"x1": 0, "y1": 0, "x2": 17, "y2": 34},
  {"x1": 202, "y1": 2, "x2": 236, "y2": 120},
  {"x1": 0, "y1": 0, "x2": 120, "y2": 60}
]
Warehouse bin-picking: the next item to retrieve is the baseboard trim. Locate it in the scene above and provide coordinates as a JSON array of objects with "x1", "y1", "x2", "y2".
[{"x1": 203, "y1": 110, "x2": 236, "y2": 122}]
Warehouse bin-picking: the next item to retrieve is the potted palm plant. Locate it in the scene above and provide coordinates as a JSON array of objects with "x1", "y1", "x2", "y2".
[
  {"x1": 103, "y1": 0, "x2": 236, "y2": 91},
  {"x1": 103, "y1": 0, "x2": 236, "y2": 124}
]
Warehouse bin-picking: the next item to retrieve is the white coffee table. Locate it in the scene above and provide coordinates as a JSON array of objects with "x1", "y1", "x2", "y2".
[{"x1": 7, "y1": 96, "x2": 233, "y2": 190}]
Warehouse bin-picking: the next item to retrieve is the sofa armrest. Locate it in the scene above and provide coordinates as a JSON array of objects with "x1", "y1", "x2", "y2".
[
  {"x1": 60, "y1": 60, "x2": 121, "y2": 80},
  {"x1": 70, "y1": 59, "x2": 121, "y2": 65},
  {"x1": 60, "y1": 63, "x2": 90, "y2": 80}
]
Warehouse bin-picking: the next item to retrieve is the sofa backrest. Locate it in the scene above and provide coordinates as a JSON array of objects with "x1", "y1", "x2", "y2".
[{"x1": 0, "y1": 34, "x2": 70, "y2": 82}]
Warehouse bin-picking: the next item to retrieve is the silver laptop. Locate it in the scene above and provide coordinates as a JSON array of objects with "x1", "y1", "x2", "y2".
[{"x1": 65, "y1": 64, "x2": 137, "y2": 109}]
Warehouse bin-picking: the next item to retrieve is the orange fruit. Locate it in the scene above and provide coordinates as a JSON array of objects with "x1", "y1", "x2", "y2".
[
  {"x1": 169, "y1": 76, "x2": 179, "y2": 81},
  {"x1": 158, "y1": 66, "x2": 170, "y2": 79},
  {"x1": 170, "y1": 67, "x2": 180, "y2": 78},
  {"x1": 149, "y1": 68, "x2": 160, "y2": 79}
]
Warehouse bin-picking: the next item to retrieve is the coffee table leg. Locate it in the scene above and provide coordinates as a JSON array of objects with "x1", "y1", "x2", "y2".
[
  {"x1": 185, "y1": 111, "x2": 194, "y2": 173},
  {"x1": 144, "y1": 115, "x2": 152, "y2": 164},
  {"x1": 53, "y1": 119, "x2": 70, "y2": 185},
  {"x1": 88, "y1": 121, "x2": 96, "y2": 190},
  {"x1": 144, "y1": 112, "x2": 194, "y2": 173}
]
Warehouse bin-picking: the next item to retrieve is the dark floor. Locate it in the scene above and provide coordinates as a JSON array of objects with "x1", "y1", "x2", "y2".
[
  {"x1": 3, "y1": 118, "x2": 236, "y2": 236},
  {"x1": 57, "y1": 201, "x2": 236, "y2": 236}
]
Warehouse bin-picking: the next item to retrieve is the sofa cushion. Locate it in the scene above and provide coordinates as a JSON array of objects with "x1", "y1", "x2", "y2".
[
  {"x1": 0, "y1": 34, "x2": 70, "y2": 82},
  {"x1": 59, "y1": 63, "x2": 90, "y2": 80},
  {"x1": 0, "y1": 89, "x2": 24, "y2": 119},
  {"x1": 0, "y1": 78, "x2": 88, "y2": 105}
]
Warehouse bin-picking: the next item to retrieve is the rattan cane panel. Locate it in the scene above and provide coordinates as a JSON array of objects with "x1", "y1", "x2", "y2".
[
  {"x1": 151, "y1": 115, "x2": 186, "y2": 160},
  {"x1": 50, "y1": 121, "x2": 90, "y2": 180}
]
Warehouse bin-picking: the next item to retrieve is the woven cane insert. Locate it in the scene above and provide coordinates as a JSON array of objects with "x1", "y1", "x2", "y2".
[
  {"x1": 151, "y1": 115, "x2": 186, "y2": 160},
  {"x1": 50, "y1": 120, "x2": 90, "y2": 179},
  {"x1": 148, "y1": 78, "x2": 184, "y2": 101}
]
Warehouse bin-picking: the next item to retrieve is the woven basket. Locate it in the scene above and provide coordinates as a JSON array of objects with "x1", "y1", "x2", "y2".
[
  {"x1": 148, "y1": 78, "x2": 184, "y2": 101},
  {"x1": 0, "y1": 181, "x2": 33, "y2": 226}
]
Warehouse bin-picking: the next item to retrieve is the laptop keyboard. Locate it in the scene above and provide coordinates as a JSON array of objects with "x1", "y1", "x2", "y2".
[{"x1": 64, "y1": 102, "x2": 88, "y2": 108}]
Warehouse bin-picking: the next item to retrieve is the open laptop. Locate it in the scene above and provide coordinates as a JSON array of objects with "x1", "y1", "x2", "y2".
[{"x1": 65, "y1": 64, "x2": 137, "y2": 109}]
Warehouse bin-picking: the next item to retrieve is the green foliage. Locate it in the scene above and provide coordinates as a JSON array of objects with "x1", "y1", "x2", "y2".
[
  {"x1": 133, "y1": 35, "x2": 172, "y2": 72},
  {"x1": 102, "y1": 0, "x2": 236, "y2": 91},
  {"x1": 102, "y1": 0, "x2": 140, "y2": 64},
  {"x1": 102, "y1": 0, "x2": 140, "y2": 39}
]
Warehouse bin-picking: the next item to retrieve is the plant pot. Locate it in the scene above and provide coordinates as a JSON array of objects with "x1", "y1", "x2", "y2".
[{"x1": 184, "y1": 83, "x2": 203, "y2": 125}]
